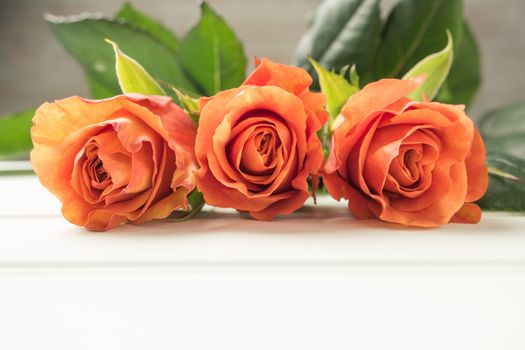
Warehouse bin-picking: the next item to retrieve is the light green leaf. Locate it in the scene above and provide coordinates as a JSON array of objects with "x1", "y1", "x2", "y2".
[
  {"x1": 180, "y1": 2, "x2": 246, "y2": 95},
  {"x1": 294, "y1": 0, "x2": 381, "y2": 83},
  {"x1": 376, "y1": 0, "x2": 463, "y2": 79},
  {"x1": 309, "y1": 58, "x2": 358, "y2": 122},
  {"x1": 349, "y1": 64, "x2": 360, "y2": 87},
  {"x1": 47, "y1": 14, "x2": 197, "y2": 99},
  {"x1": 309, "y1": 58, "x2": 359, "y2": 159},
  {"x1": 402, "y1": 31, "x2": 453, "y2": 101},
  {"x1": 172, "y1": 88, "x2": 199, "y2": 114},
  {"x1": 115, "y1": 3, "x2": 179, "y2": 53},
  {"x1": 479, "y1": 102, "x2": 525, "y2": 160},
  {"x1": 172, "y1": 87, "x2": 200, "y2": 124},
  {"x1": 0, "y1": 109, "x2": 35, "y2": 160},
  {"x1": 436, "y1": 21, "x2": 481, "y2": 107},
  {"x1": 106, "y1": 39, "x2": 165, "y2": 95},
  {"x1": 477, "y1": 151, "x2": 525, "y2": 211}
]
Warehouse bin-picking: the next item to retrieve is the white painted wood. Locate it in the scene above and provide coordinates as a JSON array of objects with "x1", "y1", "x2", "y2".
[{"x1": 1, "y1": 174, "x2": 525, "y2": 350}]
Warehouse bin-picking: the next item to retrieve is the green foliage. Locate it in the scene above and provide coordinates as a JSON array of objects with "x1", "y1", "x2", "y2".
[
  {"x1": 376, "y1": 0, "x2": 463, "y2": 79},
  {"x1": 479, "y1": 102, "x2": 525, "y2": 160},
  {"x1": 170, "y1": 190, "x2": 205, "y2": 221},
  {"x1": 47, "y1": 14, "x2": 197, "y2": 98},
  {"x1": 0, "y1": 3, "x2": 250, "y2": 160},
  {"x1": 478, "y1": 152, "x2": 525, "y2": 211},
  {"x1": 180, "y1": 2, "x2": 247, "y2": 96},
  {"x1": 106, "y1": 39, "x2": 165, "y2": 95},
  {"x1": 0, "y1": 109, "x2": 35, "y2": 160},
  {"x1": 478, "y1": 103, "x2": 525, "y2": 211},
  {"x1": 309, "y1": 58, "x2": 359, "y2": 122},
  {"x1": 436, "y1": 21, "x2": 481, "y2": 107},
  {"x1": 294, "y1": 0, "x2": 480, "y2": 108},
  {"x1": 115, "y1": 3, "x2": 179, "y2": 53},
  {"x1": 402, "y1": 31, "x2": 453, "y2": 101},
  {"x1": 172, "y1": 87, "x2": 200, "y2": 124},
  {"x1": 309, "y1": 58, "x2": 360, "y2": 160},
  {"x1": 294, "y1": 0, "x2": 381, "y2": 83}
]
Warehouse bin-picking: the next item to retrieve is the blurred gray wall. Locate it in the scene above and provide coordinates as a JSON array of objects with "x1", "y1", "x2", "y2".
[{"x1": 1, "y1": 0, "x2": 524, "y2": 119}]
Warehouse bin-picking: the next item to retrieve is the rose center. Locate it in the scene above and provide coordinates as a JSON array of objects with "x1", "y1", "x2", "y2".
[
  {"x1": 387, "y1": 147, "x2": 424, "y2": 191},
  {"x1": 402, "y1": 149, "x2": 421, "y2": 182},
  {"x1": 254, "y1": 131, "x2": 275, "y2": 164},
  {"x1": 84, "y1": 142, "x2": 111, "y2": 189},
  {"x1": 92, "y1": 157, "x2": 108, "y2": 182}
]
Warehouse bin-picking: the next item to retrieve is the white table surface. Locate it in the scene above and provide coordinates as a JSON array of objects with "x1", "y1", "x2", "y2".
[{"x1": 1, "y1": 174, "x2": 525, "y2": 350}]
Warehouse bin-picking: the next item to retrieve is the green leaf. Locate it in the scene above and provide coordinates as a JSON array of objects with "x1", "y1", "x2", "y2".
[
  {"x1": 87, "y1": 75, "x2": 119, "y2": 98},
  {"x1": 477, "y1": 151, "x2": 525, "y2": 211},
  {"x1": 115, "y1": 3, "x2": 179, "y2": 53},
  {"x1": 0, "y1": 109, "x2": 34, "y2": 160},
  {"x1": 402, "y1": 31, "x2": 454, "y2": 101},
  {"x1": 106, "y1": 39, "x2": 165, "y2": 95},
  {"x1": 172, "y1": 87, "x2": 199, "y2": 114},
  {"x1": 170, "y1": 190, "x2": 205, "y2": 222},
  {"x1": 180, "y1": 2, "x2": 246, "y2": 96},
  {"x1": 436, "y1": 21, "x2": 481, "y2": 107},
  {"x1": 376, "y1": 0, "x2": 463, "y2": 79},
  {"x1": 294, "y1": 0, "x2": 381, "y2": 82},
  {"x1": 47, "y1": 14, "x2": 198, "y2": 99},
  {"x1": 479, "y1": 102, "x2": 525, "y2": 160},
  {"x1": 349, "y1": 64, "x2": 360, "y2": 87},
  {"x1": 308, "y1": 58, "x2": 359, "y2": 122},
  {"x1": 172, "y1": 87, "x2": 200, "y2": 124},
  {"x1": 308, "y1": 58, "x2": 359, "y2": 160}
]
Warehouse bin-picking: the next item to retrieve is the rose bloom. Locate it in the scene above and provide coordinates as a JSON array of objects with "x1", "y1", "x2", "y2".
[
  {"x1": 195, "y1": 58, "x2": 327, "y2": 220},
  {"x1": 31, "y1": 94, "x2": 197, "y2": 231},
  {"x1": 324, "y1": 79, "x2": 488, "y2": 227}
]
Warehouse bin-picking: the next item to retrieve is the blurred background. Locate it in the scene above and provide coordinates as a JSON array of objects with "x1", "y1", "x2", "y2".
[{"x1": 1, "y1": 0, "x2": 524, "y2": 119}]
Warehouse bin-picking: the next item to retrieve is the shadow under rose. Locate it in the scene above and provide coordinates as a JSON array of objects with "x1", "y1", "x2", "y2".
[{"x1": 99, "y1": 201, "x2": 520, "y2": 237}]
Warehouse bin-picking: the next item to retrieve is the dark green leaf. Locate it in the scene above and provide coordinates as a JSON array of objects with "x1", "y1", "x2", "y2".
[
  {"x1": 477, "y1": 151, "x2": 525, "y2": 211},
  {"x1": 47, "y1": 14, "x2": 197, "y2": 99},
  {"x1": 479, "y1": 102, "x2": 525, "y2": 159},
  {"x1": 436, "y1": 21, "x2": 481, "y2": 107},
  {"x1": 180, "y1": 2, "x2": 246, "y2": 96},
  {"x1": 115, "y1": 3, "x2": 179, "y2": 53},
  {"x1": 376, "y1": 0, "x2": 463, "y2": 79},
  {"x1": 0, "y1": 109, "x2": 34, "y2": 160},
  {"x1": 294, "y1": 0, "x2": 381, "y2": 83},
  {"x1": 87, "y1": 75, "x2": 119, "y2": 98}
]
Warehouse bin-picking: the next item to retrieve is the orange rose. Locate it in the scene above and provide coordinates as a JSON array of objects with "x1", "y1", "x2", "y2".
[
  {"x1": 195, "y1": 58, "x2": 327, "y2": 220},
  {"x1": 324, "y1": 79, "x2": 488, "y2": 227},
  {"x1": 31, "y1": 94, "x2": 197, "y2": 231}
]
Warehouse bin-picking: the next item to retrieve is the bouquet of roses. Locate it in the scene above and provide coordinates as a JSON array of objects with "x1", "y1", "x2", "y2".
[{"x1": 2, "y1": 0, "x2": 523, "y2": 231}]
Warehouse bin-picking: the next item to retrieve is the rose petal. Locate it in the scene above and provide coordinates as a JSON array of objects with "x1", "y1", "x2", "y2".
[
  {"x1": 249, "y1": 190, "x2": 310, "y2": 221},
  {"x1": 340, "y1": 79, "x2": 418, "y2": 127},
  {"x1": 464, "y1": 128, "x2": 489, "y2": 202},
  {"x1": 451, "y1": 203, "x2": 482, "y2": 224},
  {"x1": 244, "y1": 57, "x2": 313, "y2": 96},
  {"x1": 31, "y1": 97, "x2": 123, "y2": 199},
  {"x1": 382, "y1": 162, "x2": 468, "y2": 227}
]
